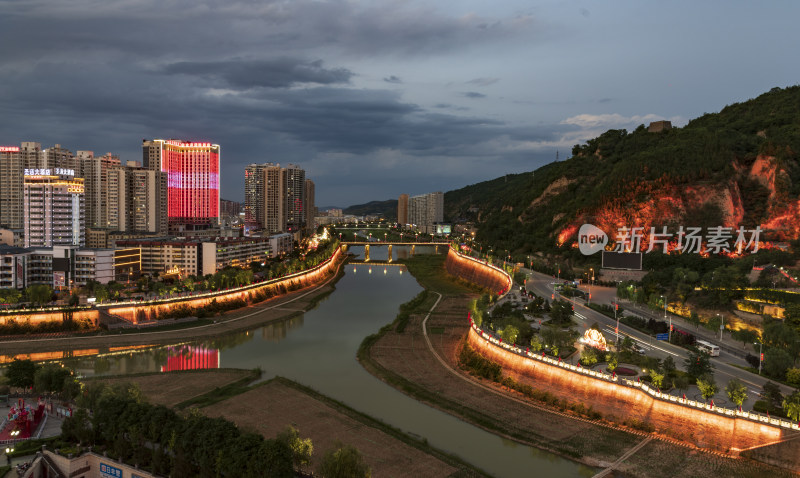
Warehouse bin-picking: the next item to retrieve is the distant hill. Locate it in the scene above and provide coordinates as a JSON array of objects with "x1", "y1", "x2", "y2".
[
  {"x1": 444, "y1": 86, "x2": 800, "y2": 255},
  {"x1": 344, "y1": 199, "x2": 398, "y2": 220}
]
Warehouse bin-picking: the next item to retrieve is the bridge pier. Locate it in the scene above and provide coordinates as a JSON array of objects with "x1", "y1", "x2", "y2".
[
  {"x1": 364, "y1": 244, "x2": 370, "y2": 262},
  {"x1": 387, "y1": 244, "x2": 392, "y2": 262},
  {"x1": 411, "y1": 244, "x2": 415, "y2": 256}
]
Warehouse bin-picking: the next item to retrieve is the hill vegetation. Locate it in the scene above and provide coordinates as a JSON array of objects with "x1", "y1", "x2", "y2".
[
  {"x1": 344, "y1": 199, "x2": 397, "y2": 220},
  {"x1": 445, "y1": 86, "x2": 800, "y2": 255}
]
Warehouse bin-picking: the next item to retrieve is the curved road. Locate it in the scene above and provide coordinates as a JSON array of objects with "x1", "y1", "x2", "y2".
[{"x1": 520, "y1": 269, "x2": 795, "y2": 409}]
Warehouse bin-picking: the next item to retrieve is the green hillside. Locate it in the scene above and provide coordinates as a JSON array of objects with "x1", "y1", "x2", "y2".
[
  {"x1": 445, "y1": 86, "x2": 800, "y2": 255},
  {"x1": 344, "y1": 199, "x2": 398, "y2": 220}
]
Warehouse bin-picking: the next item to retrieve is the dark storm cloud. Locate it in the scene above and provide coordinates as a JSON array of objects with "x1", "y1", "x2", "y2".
[
  {"x1": 0, "y1": 0, "x2": 544, "y2": 205},
  {"x1": 462, "y1": 92, "x2": 487, "y2": 99},
  {"x1": 0, "y1": 0, "x2": 529, "y2": 63},
  {"x1": 162, "y1": 58, "x2": 353, "y2": 89}
]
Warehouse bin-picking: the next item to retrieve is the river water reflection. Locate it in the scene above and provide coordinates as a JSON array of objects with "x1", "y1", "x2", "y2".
[{"x1": 27, "y1": 246, "x2": 597, "y2": 477}]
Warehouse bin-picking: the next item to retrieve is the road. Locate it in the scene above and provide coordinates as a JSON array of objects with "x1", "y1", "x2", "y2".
[{"x1": 513, "y1": 269, "x2": 795, "y2": 410}]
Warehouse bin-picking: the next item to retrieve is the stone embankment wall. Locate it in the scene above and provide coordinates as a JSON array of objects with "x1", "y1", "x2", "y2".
[
  {"x1": 467, "y1": 328, "x2": 788, "y2": 454},
  {"x1": 106, "y1": 247, "x2": 344, "y2": 323},
  {"x1": 0, "y1": 248, "x2": 343, "y2": 328},
  {"x1": 444, "y1": 248, "x2": 511, "y2": 295},
  {"x1": 445, "y1": 248, "x2": 796, "y2": 462}
]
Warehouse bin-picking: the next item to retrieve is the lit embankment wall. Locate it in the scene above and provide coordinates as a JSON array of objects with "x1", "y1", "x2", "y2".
[
  {"x1": 105, "y1": 247, "x2": 343, "y2": 323},
  {"x1": 445, "y1": 248, "x2": 794, "y2": 455},
  {"x1": 0, "y1": 309, "x2": 99, "y2": 329},
  {"x1": 0, "y1": 248, "x2": 343, "y2": 328},
  {"x1": 444, "y1": 248, "x2": 511, "y2": 295}
]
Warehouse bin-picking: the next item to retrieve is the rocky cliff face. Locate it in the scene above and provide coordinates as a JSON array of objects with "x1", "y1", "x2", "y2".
[{"x1": 554, "y1": 155, "x2": 798, "y2": 248}]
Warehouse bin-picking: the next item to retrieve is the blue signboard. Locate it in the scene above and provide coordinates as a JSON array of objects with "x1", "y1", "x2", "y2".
[
  {"x1": 100, "y1": 463, "x2": 123, "y2": 478},
  {"x1": 656, "y1": 333, "x2": 669, "y2": 341}
]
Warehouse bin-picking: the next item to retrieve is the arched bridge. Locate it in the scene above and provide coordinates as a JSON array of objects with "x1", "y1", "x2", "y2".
[{"x1": 340, "y1": 241, "x2": 450, "y2": 262}]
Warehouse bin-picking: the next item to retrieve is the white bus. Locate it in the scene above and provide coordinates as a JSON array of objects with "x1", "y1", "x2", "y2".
[{"x1": 695, "y1": 340, "x2": 720, "y2": 357}]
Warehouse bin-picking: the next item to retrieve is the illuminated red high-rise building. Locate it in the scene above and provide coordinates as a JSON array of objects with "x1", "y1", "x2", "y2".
[{"x1": 142, "y1": 139, "x2": 220, "y2": 228}]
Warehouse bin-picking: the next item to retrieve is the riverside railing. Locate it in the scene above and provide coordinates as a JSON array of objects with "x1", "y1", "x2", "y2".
[
  {"x1": 470, "y1": 322, "x2": 800, "y2": 432},
  {"x1": 96, "y1": 247, "x2": 342, "y2": 309},
  {"x1": 450, "y1": 246, "x2": 799, "y2": 432}
]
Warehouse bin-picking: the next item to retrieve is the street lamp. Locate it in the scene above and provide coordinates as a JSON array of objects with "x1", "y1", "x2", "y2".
[
  {"x1": 717, "y1": 313, "x2": 724, "y2": 340},
  {"x1": 588, "y1": 268, "x2": 593, "y2": 304},
  {"x1": 662, "y1": 295, "x2": 670, "y2": 342}
]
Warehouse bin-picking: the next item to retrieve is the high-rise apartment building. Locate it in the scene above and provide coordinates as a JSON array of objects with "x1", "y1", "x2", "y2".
[
  {"x1": 23, "y1": 169, "x2": 85, "y2": 248},
  {"x1": 244, "y1": 163, "x2": 313, "y2": 234},
  {"x1": 264, "y1": 165, "x2": 286, "y2": 234},
  {"x1": 142, "y1": 139, "x2": 220, "y2": 228},
  {"x1": 77, "y1": 151, "x2": 121, "y2": 229},
  {"x1": 397, "y1": 194, "x2": 408, "y2": 226},
  {"x1": 0, "y1": 146, "x2": 24, "y2": 229},
  {"x1": 305, "y1": 179, "x2": 315, "y2": 232},
  {"x1": 44, "y1": 144, "x2": 78, "y2": 171},
  {"x1": 284, "y1": 164, "x2": 305, "y2": 233},
  {"x1": 244, "y1": 163, "x2": 271, "y2": 228},
  {"x1": 408, "y1": 191, "x2": 443, "y2": 234},
  {"x1": 107, "y1": 164, "x2": 168, "y2": 234},
  {"x1": 0, "y1": 142, "x2": 46, "y2": 229}
]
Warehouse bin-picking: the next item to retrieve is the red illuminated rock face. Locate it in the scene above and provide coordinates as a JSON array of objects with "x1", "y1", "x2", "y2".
[
  {"x1": 553, "y1": 154, "x2": 800, "y2": 247},
  {"x1": 444, "y1": 249, "x2": 510, "y2": 295},
  {"x1": 467, "y1": 328, "x2": 789, "y2": 454}
]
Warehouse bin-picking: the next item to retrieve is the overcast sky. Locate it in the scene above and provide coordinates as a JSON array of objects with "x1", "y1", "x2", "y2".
[{"x1": 1, "y1": 1, "x2": 798, "y2": 208}]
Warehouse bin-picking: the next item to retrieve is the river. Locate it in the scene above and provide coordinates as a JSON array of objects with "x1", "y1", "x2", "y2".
[{"x1": 9, "y1": 245, "x2": 596, "y2": 477}]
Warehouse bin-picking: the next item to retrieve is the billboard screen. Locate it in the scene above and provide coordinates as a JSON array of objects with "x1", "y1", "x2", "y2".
[
  {"x1": 601, "y1": 251, "x2": 643, "y2": 270},
  {"x1": 52, "y1": 257, "x2": 71, "y2": 272},
  {"x1": 436, "y1": 224, "x2": 451, "y2": 235}
]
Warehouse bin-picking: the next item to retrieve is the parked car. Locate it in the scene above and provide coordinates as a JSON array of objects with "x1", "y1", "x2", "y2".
[{"x1": 632, "y1": 344, "x2": 646, "y2": 355}]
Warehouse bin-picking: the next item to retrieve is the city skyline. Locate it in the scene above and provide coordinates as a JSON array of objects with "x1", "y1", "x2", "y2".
[{"x1": 1, "y1": 1, "x2": 799, "y2": 207}]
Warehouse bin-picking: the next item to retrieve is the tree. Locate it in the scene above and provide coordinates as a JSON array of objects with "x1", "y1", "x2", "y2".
[
  {"x1": 606, "y1": 353, "x2": 618, "y2": 372},
  {"x1": 696, "y1": 374, "x2": 718, "y2": 402},
  {"x1": 764, "y1": 348, "x2": 793, "y2": 380},
  {"x1": 94, "y1": 284, "x2": 109, "y2": 303},
  {"x1": 0, "y1": 288, "x2": 21, "y2": 305},
  {"x1": 318, "y1": 443, "x2": 371, "y2": 478},
  {"x1": 671, "y1": 374, "x2": 689, "y2": 393},
  {"x1": 731, "y1": 328, "x2": 759, "y2": 349},
  {"x1": 276, "y1": 426, "x2": 313, "y2": 472},
  {"x1": 6, "y1": 358, "x2": 37, "y2": 389},
  {"x1": 760, "y1": 381, "x2": 784, "y2": 408},
  {"x1": 725, "y1": 378, "x2": 748, "y2": 407},
  {"x1": 34, "y1": 364, "x2": 72, "y2": 396},
  {"x1": 530, "y1": 335, "x2": 543, "y2": 352},
  {"x1": 787, "y1": 368, "x2": 800, "y2": 387},
  {"x1": 684, "y1": 350, "x2": 713, "y2": 379},
  {"x1": 580, "y1": 347, "x2": 598, "y2": 366},
  {"x1": 620, "y1": 335, "x2": 633, "y2": 352},
  {"x1": 662, "y1": 356, "x2": 676, "y2": 376},
  {"x1": 783, "y1": 392, "x2": 800, "y2": 422},
  {"x1": 26, "y1": 284, "x2": 52, "y2": 306},
  {"x1": 549, "y1": 299, "x2": 573, "y2": 325},
  {"x1": 499, "y1": 325, "x2": 520, "y2": 344},
  {"x1": 650, "y1": 371, "x2": 665, "y2": 390}
]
